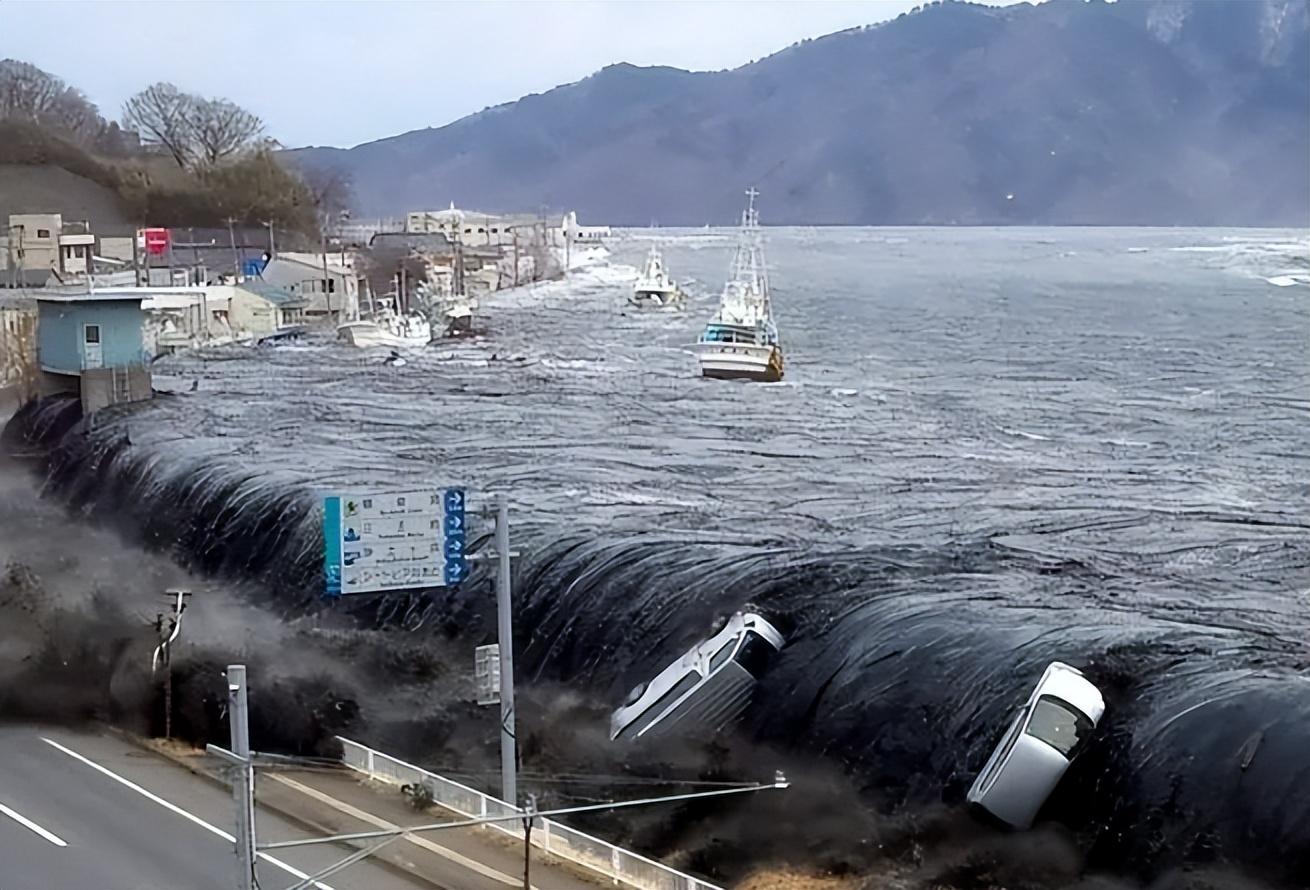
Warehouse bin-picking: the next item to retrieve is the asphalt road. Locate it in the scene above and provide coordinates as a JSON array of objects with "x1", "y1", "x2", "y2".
[{"x1": 0, "y1": 726, "x2": 430, "y2": 890}]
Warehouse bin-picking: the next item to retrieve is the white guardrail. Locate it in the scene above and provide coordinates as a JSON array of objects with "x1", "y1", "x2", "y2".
[{"x1": 337, "y1": 736, "x2": 722, "y2": 890}]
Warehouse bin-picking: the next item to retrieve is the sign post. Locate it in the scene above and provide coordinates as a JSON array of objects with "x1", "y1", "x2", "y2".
[{"x1": 322, "y1": 488, "x2": 466, "y2": 597}]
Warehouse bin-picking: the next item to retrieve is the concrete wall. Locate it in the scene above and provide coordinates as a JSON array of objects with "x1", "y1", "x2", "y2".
[
  {"x1": 80, "y1": 364, "x2": 152, "y2": 414},
  {"x1": 37, "y1": 300, "x2": 145, "y2": 373},
  {"x1": 99, "y1": 236, "x2": 135, "y2": 263}
]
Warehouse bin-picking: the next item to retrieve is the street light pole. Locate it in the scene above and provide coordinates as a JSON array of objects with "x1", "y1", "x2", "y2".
[{"x1": 495, "y1": 492, "x2": 517, "y2": 806}]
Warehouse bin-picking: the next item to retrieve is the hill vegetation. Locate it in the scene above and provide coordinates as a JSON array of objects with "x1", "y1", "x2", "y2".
[
  {"x1": 0, "y1": 59, "x2": 330, "y2": 234},
  {"x1": 289, "y1": 0, "x2": 1310, "y2": 226}
]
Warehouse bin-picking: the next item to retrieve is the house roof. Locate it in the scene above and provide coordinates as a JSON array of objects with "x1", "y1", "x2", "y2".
[
  {"x1": 369, "y1": 232, "x2": 452, "y2": 252},
  {"x1": 34, "y1": 286, "x2": 148, "y2": 304},
  {"x1": 237, "y1": 280, "x2": 306, "y2": 307}
]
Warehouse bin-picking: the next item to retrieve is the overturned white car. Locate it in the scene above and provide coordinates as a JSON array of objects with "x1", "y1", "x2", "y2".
[
  {"x1": 967, "y1": 661, "x2": 1105, "y2": 829},
  {"x1": 610, "y1": 611, "x2": 785, "y2": 743}
]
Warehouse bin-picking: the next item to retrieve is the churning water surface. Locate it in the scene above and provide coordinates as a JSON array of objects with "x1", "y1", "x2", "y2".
[{"x1": 14, "y1": 227, "x2": 1310, "y2": 884}]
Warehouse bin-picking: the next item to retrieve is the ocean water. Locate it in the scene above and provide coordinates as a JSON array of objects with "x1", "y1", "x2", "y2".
[{"x1": 9, "y1": 227, "x2": 1310, "y2": 884}]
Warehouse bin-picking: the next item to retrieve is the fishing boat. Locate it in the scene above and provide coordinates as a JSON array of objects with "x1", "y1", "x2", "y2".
[
  {"x1": 689, "y1": 189, "x2": 783, "y2": 382},
  {"x1": 629, "y1": 245, "x2": 685, "y2": 308},
  {"x1": 337, "y1": 295, "x2": 431, "y2": 348}
]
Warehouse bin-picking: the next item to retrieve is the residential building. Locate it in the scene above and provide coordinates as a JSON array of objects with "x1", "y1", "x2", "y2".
[
  {"x1": 259, "y1": 254, "x2": 360, "y2": 320},
  {"x1": 142, "y1": 282, "x2": 306, "y2": 354},
  {"x1": 1, "y1": 215, "x2": 141, "y2": 287},
  {"x1": 34, "y1": 287, "x2": 152, "y2": 413}
]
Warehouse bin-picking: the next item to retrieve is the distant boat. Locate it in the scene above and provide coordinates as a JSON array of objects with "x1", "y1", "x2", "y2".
[
  {"x1": 338, "y1": 296, "x2": 431, "y2": 348},
  {"x1": 629, "y1": 245, "x2": 685, "y2": 308},
  {"x1": 689, "y1": 189, "x2": 783, "y2": 382}
]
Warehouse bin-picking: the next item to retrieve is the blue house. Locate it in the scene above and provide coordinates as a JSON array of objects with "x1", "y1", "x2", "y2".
[{"x1": 35, "y1": 287, "x2": 152, "y2": 413}]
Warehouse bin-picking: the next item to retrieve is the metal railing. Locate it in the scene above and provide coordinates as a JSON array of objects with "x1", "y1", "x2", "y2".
[{"x1": 336, "y1": 736, "x2": 722, "y2": 890}]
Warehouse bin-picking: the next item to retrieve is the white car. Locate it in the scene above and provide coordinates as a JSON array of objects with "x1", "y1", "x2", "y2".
[
  {"x1": 967, "y1": 661, "x2": 1105, "y2": 829},
  {"x1": 610, "y1": 612, "x2": 785, "y2": 742}
]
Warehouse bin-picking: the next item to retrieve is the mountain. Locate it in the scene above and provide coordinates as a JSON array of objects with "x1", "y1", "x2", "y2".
[{"x1": 288, "y1": 0, "x2": 1310, "y2": 226}]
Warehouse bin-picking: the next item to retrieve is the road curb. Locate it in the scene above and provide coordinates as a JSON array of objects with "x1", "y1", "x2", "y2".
[{"x1": 113, "y1": 728, "x2": 449, "y2": 890}]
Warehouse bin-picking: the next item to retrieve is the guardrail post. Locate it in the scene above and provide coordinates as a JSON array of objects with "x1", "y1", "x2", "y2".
[
  {"x1": 366, "y1": 748, "x2": 375, "y2": 774},
  {"x1": 611, "y1": 847, "x2": 621, "y2": 883}
]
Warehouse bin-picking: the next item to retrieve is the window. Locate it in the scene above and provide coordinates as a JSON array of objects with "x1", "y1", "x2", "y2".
[
  {"x1": 1025, "y1": 696, "x2": 1093, "y2": 757},
  {"x1": 615, "y1": 672, "x2": 702, "y2": 740},
  {"x1": 37, "y1": 228, "x2": 50, "y2": 239},
  {"x1": 327, "y1": 279, "x2": 336, "y2": 293},
  {"x1": 709, "y1": 639, "x2": 737, "y2": 673},
  {"x1": 84, "y1": 324, "x2": 100, "y2": 344}
]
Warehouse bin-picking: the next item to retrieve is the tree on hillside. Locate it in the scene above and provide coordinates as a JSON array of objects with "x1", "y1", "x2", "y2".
[
  {"x1": 122, "y1": 82, "x2": 200, "y2": 167},
  {"x1": 0, "y1": 59, "x2": 104, "y2": 144},
  {"x1": 192, "y1": 98, "x2": 264, "y2": 166},
  {"x1": 122, "y1": 83, "x2": 264, "y2": 170}
]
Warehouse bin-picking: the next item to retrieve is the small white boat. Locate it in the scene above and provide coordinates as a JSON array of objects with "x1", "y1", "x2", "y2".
[
  {"x1": 630, "y1": 245, "x2": 685, "y2": 308},
  {"x1": 337, "y1": 297, "x2": 430, "y2": 348},
  {"x1": 689, "y1": 189, "x2": 783, "y2": 382}
]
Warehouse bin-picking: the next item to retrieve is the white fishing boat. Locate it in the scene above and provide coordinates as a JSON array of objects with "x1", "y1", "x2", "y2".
[
  {"x1": 630, "y1": 245, "x2": 685, "y2": 308},
  {"x1": 689, "y1": 189, "x2": 783, "y2": 382},
  {"x1": 337, "y1": 296, "x2": 431, "y2": 348}
]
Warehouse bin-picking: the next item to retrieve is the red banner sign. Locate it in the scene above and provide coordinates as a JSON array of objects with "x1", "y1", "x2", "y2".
[{"x1": 143, "y1": 228, "x2": 170, "y2": 256}]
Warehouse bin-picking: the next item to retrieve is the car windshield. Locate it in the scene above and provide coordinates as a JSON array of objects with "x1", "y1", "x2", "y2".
[
  {"x1": 735, "y1": 631, "x2": 778, "y2": 679},
  {"x1": 1025, "y1": 696, "x2": 1093, "y2": 757}
]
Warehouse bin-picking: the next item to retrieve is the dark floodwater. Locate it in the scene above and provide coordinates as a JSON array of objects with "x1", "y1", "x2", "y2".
[{"x1": 11, "y1": 227, "x2": 1310, "y2": 883}]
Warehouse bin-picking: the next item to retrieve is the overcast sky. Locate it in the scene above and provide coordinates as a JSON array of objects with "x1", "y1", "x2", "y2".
[{"x1": 3, "y1": 0, "x2": 1025, "y2": 149}]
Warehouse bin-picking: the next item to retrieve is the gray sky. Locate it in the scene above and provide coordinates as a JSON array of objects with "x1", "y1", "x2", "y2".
[{"x1": 3, "y1": 0, "x2": 1025, "y2": 149}]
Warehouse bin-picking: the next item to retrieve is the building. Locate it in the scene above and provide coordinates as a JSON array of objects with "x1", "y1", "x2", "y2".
[
  {"x1": 258, "y1": 254, "x2": 360, "y2": 320},
  {"x1": 34, "y1": 288, "x2": 152, "y2": 413},
  {"x1": 1, "y1": 215, "x2": 147, "y2": 287},
  {"x1": 405, "y1": 205, "x2": 539, "y2": 248},
  {"x1": 141, "y1": 282, "x2": 306, "y2": 354},
  {"x1": 561, "y1": 211, "x2": 610, "y2": 244}
]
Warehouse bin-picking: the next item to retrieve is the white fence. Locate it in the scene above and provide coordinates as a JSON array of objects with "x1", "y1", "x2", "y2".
[{"x1": 336, "y1": 736, "x2": 721, "y2": 890}]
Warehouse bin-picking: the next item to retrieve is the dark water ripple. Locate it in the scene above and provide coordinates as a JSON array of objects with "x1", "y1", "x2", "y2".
[{"x1": 7, "y1": 227, "x2": 1310, "y2": 883}]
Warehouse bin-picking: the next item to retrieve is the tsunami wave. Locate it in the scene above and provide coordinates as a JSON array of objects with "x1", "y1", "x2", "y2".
[{"x1": 5, "y1": 394, "x2": 1308, "y2": 886}]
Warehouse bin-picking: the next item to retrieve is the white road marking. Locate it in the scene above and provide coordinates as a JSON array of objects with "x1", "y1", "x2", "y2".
[
  {"x1": 41, "y1": 737, "x2": 335, "y2": 890},
  {"x1": 269, "y1": 774, "x2": 521, "y2": 886},
  {"x1": 0, "y1": 801, "x2": 68, "y2": 847}
]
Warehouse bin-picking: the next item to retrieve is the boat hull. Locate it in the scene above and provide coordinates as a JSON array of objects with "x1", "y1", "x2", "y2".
[
  {"x1": 630, "y1": 288, "x2": 684, "y2": 308},
  {"x1": 692, "y1": 343, "x2": 783, "y2": 382},
  {"x1": 337, "y1": 321, "x2": 430, "y2": 349}
]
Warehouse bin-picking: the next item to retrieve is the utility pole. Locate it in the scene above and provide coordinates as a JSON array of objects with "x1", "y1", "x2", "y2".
[
  {"x1": 320, "y1": 214, "x2": 333, "y2": 320},
  {"x1": 151, "y1": 589, "x2": 191, "y2": 739},
  {"x1": 226, "y1": 217, "x2": 240, "y2": 281},
  {"x1": 262, "y1": 220, "x2": 276, "y2": 258},
  {"x1": 512, "y1": 228, "x2": 519, "y2": 287},
  {"x1": 226, "y1": 665, "x2": 257, "y2": 890},
  {"x1": 495, "y1": 492, "x2": 517, "y2": 806}
]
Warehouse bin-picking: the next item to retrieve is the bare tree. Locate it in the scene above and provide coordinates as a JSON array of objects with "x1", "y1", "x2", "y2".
[
  {"x1": 123, "y1": 83, "x2": 265, "y2": 169},
  {"x1": 122, "y1": 82, "x2": 197, "y2": 167},
  {"x1": 0, "y1": 59, "x2": 63, "y2": 119},
  {"x1": 191, "y1": 98, "x2": 264, "y2": 166},
  {"x1": 0, "y1": 59, "x2": 104, "y2": 143},
  {"x1": 303, "y1": 165, "x2": 354, "y2": 217}
]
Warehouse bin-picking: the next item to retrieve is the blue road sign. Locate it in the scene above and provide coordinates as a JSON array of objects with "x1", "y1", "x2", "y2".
[{"x1": 322, "y1": 487, "x2": 466, "y2": 598}]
